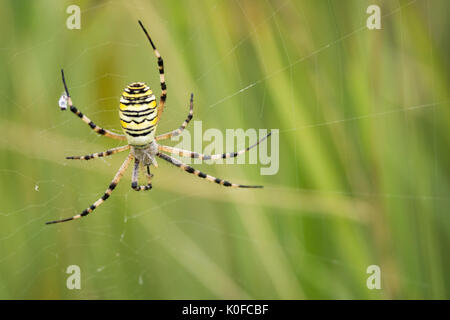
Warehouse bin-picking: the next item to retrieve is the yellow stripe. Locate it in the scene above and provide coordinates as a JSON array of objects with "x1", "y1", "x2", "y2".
[
  {"x1": 119, "y1": 100, "x2": 157, "y2": 111},
  {"x1": 122, "y1": 91, "x2": 153, "y2": 98}
]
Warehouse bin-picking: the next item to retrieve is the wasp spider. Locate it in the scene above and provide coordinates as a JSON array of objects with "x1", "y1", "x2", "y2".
[{"x1": 46, "y1": 21, "x2": 271, "y2": 225}]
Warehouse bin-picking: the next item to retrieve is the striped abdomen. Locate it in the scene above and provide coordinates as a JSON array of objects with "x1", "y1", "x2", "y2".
[{"x1": 119, "y1": 82, "x2": 158, "y2": 146}]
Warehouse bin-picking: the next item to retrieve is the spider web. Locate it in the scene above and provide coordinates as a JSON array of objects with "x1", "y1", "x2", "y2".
[{"x1": 0, "y1": 0, "x2": 448, "y2": 299}]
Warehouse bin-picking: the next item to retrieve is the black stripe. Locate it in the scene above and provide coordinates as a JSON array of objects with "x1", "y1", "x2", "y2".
[
  {"x1": 128, "y1": 83, "x2": 146, "y2": 88},
  {"x1": 120, "y1": 108, "x2": 153, "y2": 113},
  {"x1": 120, "y1": 110, "x2": 156, "y2": 118},
  {"x1": 120, "y1": 100, "x2": 155, "y2": 106},
  {"x1": 101, "y1": 193, "x2": 110, "y2": 200},
  {"x1": 122, "y1": 94, "x2": 154, "y2": 101},
  {"x1": 71, "y1": 106, "x2": 83, "y2": 118},
  {"x1": 198, "y1": 172, "x2": 207, "y2": 178},
  {"x1": 185, "y1": 166, "x2": 195, "y2": 174},
  {"x1": 81, "y1": 209, "x2": 89, "y2": 216},
  {"x1": 125, "y1": 87, "x2": 149, "y2": 94},
  {"x1": 126, "y1": 129, "x2": 154, "y2": 137},
  {"x1": 119, "y1": 108, "x2": 153, "y2": 114},
  {"x1": 109, "y1": 183, "x2": 117, "y2": 190},
  {"x1": 223, "y1": 181, "x2": 232, "y2": 187},
  {"x1": 120, "y1": 117, "x2": 156, "y2": 125},
  {"x1": 120, "y1": 102, "x2": 154, "y2": 106},
  {"x1": 121, "y1": 99, "x2": 154, "y2": 105},
  {"x1": 120, "y1": 114, "x2": 157, "y2": 124}
]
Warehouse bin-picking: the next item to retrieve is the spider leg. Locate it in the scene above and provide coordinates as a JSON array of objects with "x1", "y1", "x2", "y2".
[
  {"x1": 60, "y1": 69, "x2": 126, "y2": 141},
  {"x1": 138, "y1": 21, "x2": 167, "y2": 124},
  {"x1": 157, "y1": 152, "x2": 263, "y2": 188},
  {"x1": 158, "y1": 131, "x2": 271, "y2": 160},
  {"x1": 46, "y1": 153, "x2": 133, "y2": 224},
  {"x1": 66, "y1": 145, "x2": 130, "y2": 160},
  {"x1": 131, "y1": 158, "x2": 152, "y2": 191},
  {"x1": 146, "y1": 166, "x2": 154, "y2": 184},
  {"x1": 156, "y1": 93, "x2": 194, "y2": 141}
]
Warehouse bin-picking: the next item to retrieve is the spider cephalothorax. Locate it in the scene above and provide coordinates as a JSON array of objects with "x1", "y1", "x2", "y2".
[
  {"x1": 46, "y1": 20, "x2": 270, "y2": 225},
  {"x1": 132, "y1": 141, "x2": 159, "y2": 167}
]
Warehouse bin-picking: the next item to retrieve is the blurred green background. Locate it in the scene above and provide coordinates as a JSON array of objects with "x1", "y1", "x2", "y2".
[{"x1": 0, "y1": 0, "x2": 449, "y2": 299}]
